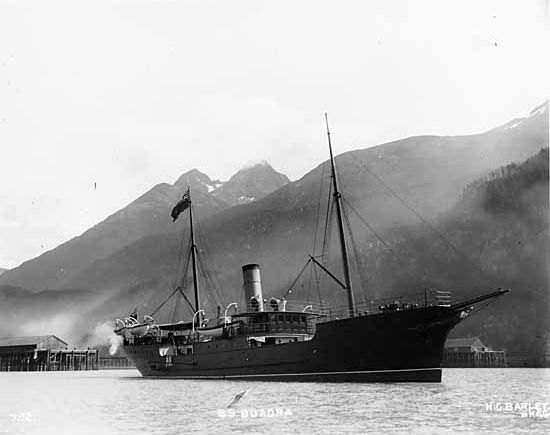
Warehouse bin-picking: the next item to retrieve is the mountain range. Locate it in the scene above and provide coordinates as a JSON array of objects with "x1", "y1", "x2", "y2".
[
  {"x1": 0, "y1": 101, "x2": 547, "y2": 363},
  {"x1": 0, "y1": 162, "x2": 289, "y2": 291}
]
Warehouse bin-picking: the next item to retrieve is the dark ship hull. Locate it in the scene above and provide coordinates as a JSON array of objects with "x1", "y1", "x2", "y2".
[{"x1": 123, "y1": 304, "x2": 469, "y2": 382}]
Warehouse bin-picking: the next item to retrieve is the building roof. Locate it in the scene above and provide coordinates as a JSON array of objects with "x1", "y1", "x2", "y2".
[
  {"x1": 0, "y1": 335, "x2": 68, "y2": 347},
  {"x1": 445, "y1": 337, "x2": 486, "y2": 349}
]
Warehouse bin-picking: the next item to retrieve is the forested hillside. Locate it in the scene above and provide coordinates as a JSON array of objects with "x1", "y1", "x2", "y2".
[{"x1": 366, "y1": 149, "x2": 549, "y2": 365}]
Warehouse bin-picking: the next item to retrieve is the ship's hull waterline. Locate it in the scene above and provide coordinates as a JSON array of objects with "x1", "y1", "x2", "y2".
[{"x1": 123, "y1": 306, "x2": 463, "y2": 382}]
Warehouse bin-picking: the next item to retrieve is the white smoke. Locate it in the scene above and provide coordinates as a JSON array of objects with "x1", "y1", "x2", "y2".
[
  {"x1": 18, "y1": 316, "x2": 123, "y2": 355},
  {"x1": 87, "y1": 321, "x2": 123, "y2": 355}
]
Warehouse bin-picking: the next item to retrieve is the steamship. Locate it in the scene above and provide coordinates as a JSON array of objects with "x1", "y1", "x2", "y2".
[{"x1": 115, "y1": 116, "x2": 508, "y2": 382}]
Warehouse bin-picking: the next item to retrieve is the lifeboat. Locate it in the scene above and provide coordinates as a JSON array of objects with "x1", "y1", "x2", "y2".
[
  {"x1": 127, "y1": 323, "x2": 150, "y2": 336},
  {"x1": 196, "y1": 320, "x2": 242, "y2": 337},
  {"x1": 196, "y1": 324, "x2": 224, "y2": 337}
]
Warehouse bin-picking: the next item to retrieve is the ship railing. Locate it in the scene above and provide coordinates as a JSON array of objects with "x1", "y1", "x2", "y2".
[
  {"x1": 433, "y1": 290, "x2": 452, "y2": 307},
  {"x1": 260, "y1": 300, "x2": 329, "y2": 315},
  {"x1": 313, "y1": 289, "x2": 453, "y2": 320},
  {"x1": 243, "y1": 321, "x2": 316, "y2": 336}
]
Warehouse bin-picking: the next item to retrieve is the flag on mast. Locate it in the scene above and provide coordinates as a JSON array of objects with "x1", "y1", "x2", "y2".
[{"x1": 171, "y1": 189, "x2": 191, "y2": 222}]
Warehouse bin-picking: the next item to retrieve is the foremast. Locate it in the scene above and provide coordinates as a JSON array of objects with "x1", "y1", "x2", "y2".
[
  {"x1": 324, "y1": 113, "x2": 356, "y2": 318},
  {"x1": 171, "y1": 187, "x2": 202, "y2": 323},
  {"x1": 188, "y1": 189, "x2": 201, "y2": 322}
]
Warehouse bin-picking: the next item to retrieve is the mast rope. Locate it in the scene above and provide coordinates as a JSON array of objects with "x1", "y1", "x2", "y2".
[
  {"x1": 321, "y1": 181, "x2": 334, "y2": 268},
  {"x1": 341, "y1": 204, "x2": 368, "y2": 305},
  {"x1": 310, "y1": 161, "x2": 329, "y2": 305},
  {"x1": 342, "y1": 197, "x2": 393, "y2": 253},
  {"x1": 312, "y1": 162, "x2": 328, "y2": 261},
  {"x1": 150, "y1": 285, "x2": 180, "y2": 317},
  {"x1": 315, "y1": 187, "x2": 334, "y2": 305},
  {"x1": 171, "y1": 211, "x2": 190, "y2": 289},
  {"x1": 359, "y1": 162, "x2": 497, "y2": 285},
  {"x1": 151, "y1": 240, "x2": 192, "y2": 318},
  {"x1": 178, "y1": 287, "x2": 196, "y2": 313},
  {"x1": 195, "y1": 219, "x2": 226, "y2": 310},
  {"x1": 342, "y1": 195, "x2": 435, "y2": 290},
  {"x1": 136, "y1": 206, "x2": 190, "y2": 320},
  {"x1": 196, "y1": 249, "x2": 226, "y2": 312},
  {"x1": 170, "y1": 289, "x2": 182, "y2": 323},
  {"x1": 281, "y1": 258, "x2": 312, "y2": 299},
  {"x1": 461, "y1": 295, "x2": 501, "y2": 318}
]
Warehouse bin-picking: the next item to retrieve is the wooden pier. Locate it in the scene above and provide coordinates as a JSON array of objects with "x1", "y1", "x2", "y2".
[
  {"x1": 443, "y1": 337, "x2": 507, "y2": 368},
  {"x1": 0, "y1": 335, "x2": 99, "y2": 372}
]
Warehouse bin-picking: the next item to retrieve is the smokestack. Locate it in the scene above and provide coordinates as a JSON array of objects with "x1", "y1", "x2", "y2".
[{"x1": 242, "y1": 264, "x2": 264, "y2": 312}]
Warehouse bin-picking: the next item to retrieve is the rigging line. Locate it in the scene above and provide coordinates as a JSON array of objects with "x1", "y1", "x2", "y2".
[
  {"x1": 151, "y1": 244, "x2": 194, "y2": 319},
  {"x1": 150, "y1": 286, "x2": 181, "y2": 316},
  {"x1": 196, "y1": 250, "x2": 226, "y2": 310},
  {"x1": 311, "y1": 163, "x2": 328, "y2": 303},
  {"x1": 311, "y1": 260, "x2": 324, "y2": 307},
  {"x1": 172, "y1": 212, "x2": 190, "y2": 289},
  {"x1": 321, "y1": 180, "x2": 334, "y2": 264},
  {"x1": 149, "y1": 243, "x2": 192, "y2": 318},
  {"x1": 463, "y1": 296, "x2": 500, "y2": 318},
  {"x1": 306, "y1": 252, "x2": 324, "y2": 307},
  {"x1": 305, "y1": 262, "x2": 313, "y2": 303},
  {"x1": 178, "y1": 240, "x2": 193, "y2": 290},
  {"x1": 359, "y1": 162, "x2": 496, "y2": 284},
  {"x1": 178, "y1": 287, "x2": 196, "y2": 314},
  {"x1": 343, "y1": 196, "x2": 431, "y2": 285},
  {"x1": 322, "y1": 197, "x2": 335, "y2": 269},
  {"x1": 195, "y1": 226, "x2": 226, "y2": 308},
  {"x1": 281, "y1": 258, "x2": 312, "y2": 299},
  {"x1": 318, "y1": 200, "x2": 334, "y2": 297},
  {"x1": 203, "y1": 252, "x2": 226, "y2": 307},
  {"x1": 174, "y1": 273, "x2": 196, "y2": 321},
  {"x1": 193, "y1": 251, "x2": 209, "y2": 310},
  {"x1": 312, "y1": 161, "x2": 328, "y2": 256},
  {"x1": 195, "y1": 218, "x2": 225, "y2": 305},
  {"x1": 342, "y1": 205, "x2": 368, "y2": 306},
  {"x1": 342, "y1": 197, "x2": 393, "y2": 253},
  {"x1": 309, "y1": 255, "x2": 347, "y2": 289},
  {"x1": 170, "y1": 290, "x2": 182, "y2": 323}
]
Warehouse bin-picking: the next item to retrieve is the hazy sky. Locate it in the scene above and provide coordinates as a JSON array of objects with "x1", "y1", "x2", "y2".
[{"x1": 0, "y1": 0, "x2": 548, "y2": 268}]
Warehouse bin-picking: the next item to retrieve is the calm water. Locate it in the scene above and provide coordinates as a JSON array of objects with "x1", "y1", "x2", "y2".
[{"x1": 0, "y1": 369, "x2": 549, "y2": 435}]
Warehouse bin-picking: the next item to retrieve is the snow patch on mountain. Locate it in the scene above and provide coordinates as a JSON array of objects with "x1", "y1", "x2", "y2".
[{"x1": 207, "y1": 182, "x2": 224, "y2": 193}]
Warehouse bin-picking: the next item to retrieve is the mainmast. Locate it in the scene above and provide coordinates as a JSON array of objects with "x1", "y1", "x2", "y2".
[
  {"x1": 188, "y1": 189, "x2": 201, "y2": 320},
  {"x1": 325, "y1": 113, "x2": 356, "y2": 317}
]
